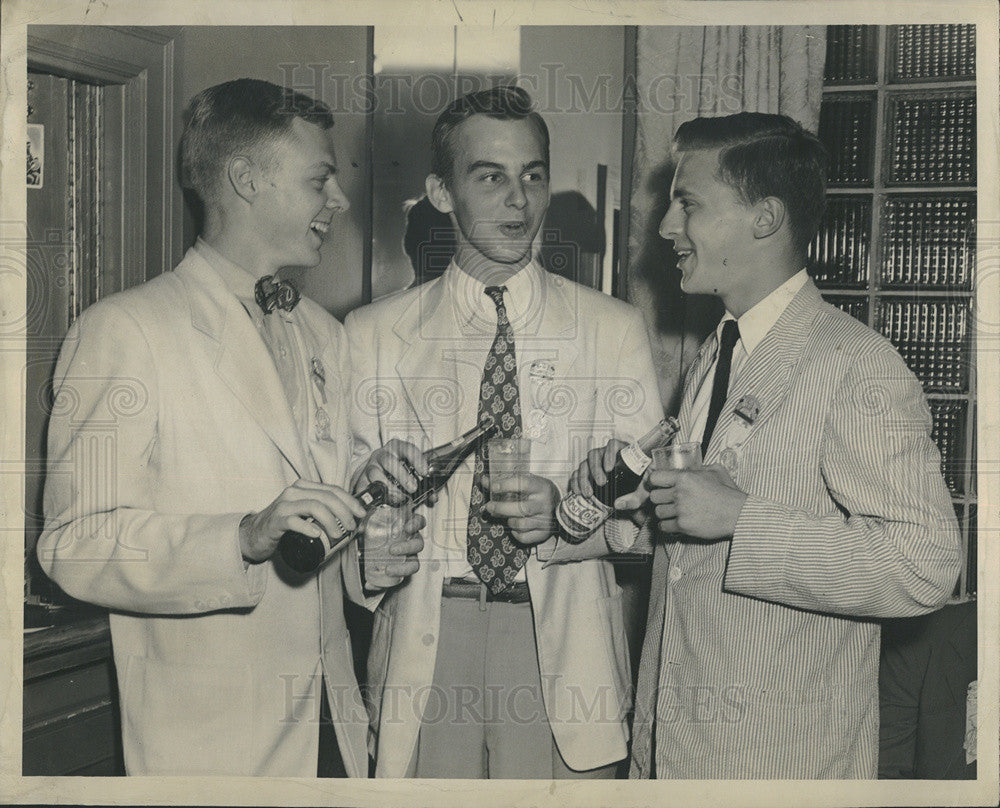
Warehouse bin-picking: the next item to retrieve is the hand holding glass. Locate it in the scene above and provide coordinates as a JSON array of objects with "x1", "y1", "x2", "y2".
[
  {"x1": 488, "y1": 437, "x2": 531, "y2": 502},
  {"x1": 360, "y1": 504, "x2": 408, "y2": 589}
]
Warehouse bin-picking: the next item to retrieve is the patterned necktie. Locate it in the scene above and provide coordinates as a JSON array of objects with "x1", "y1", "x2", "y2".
[
  {"x1": 467, "y1": 285, "x2": 527, "y2": 593},
  {"x1": 701, "y1": 319, "x2": 740, "y2": 457},
  {"x1": 255, "y1": 274, "x2": 300, "y2": 313}
]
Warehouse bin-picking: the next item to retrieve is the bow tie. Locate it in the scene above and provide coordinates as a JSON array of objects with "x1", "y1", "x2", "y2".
[{"x1": 254, "y1": 275, "x2": 300, "y2": 314}]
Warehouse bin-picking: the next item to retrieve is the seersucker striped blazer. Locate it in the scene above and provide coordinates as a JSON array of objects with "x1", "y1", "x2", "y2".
[{"x1": 630, "y1": 278, "x2": 961, "y2": 780}]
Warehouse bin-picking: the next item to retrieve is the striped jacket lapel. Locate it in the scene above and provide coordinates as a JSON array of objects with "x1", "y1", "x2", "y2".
[
  {"x1": 677, "y1": 332, "x2": 719, "y2": 440},
  {"x1": 706, "y1": 281, "x2": 826, "y2": 463}
]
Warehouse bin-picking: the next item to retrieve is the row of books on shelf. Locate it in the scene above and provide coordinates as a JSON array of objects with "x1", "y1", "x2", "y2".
[
  {"x1": 890, "y1": 24, "x2": 976, "y2": 82},
  {"x1": 819, "y1": 96, "x2": 874, "y2": 185},
  {"x1": 825, "y1": 24, "x2": 975, "y2": 85},
  {"x1": 883, "y1": 198, "x2": 974, "y2": 287},
  {"x1": 887, "y1": 95, "x2": 976, "y2": 186},
  {"x1": 930, "y1": 399, "x2": 968, "y2": 496},
  {"x1": 824, "y1": 25, "x2": 878, "y2": 85},
  {"x1": 820, "y1": 92, "x2": 975, "y2": 186},
  {"x1": 810, "y1": 195, "x2": 975, "y2": 289},
  {"x1": 878, "y1": 298, "x2": 971, "y2": 393}
]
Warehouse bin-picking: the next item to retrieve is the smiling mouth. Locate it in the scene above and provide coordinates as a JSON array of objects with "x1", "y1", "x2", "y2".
[
  {"x1": 498, "y1": 222, "x2": 527, "y2": 238},
  {"x1": 310, "y1": 220, "x2": 331, "y2": 238}
]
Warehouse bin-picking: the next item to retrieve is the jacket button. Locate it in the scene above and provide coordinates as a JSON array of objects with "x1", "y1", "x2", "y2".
[
  {"x1": 669, "y1": 566, "x2": 683, "y2": 582},
  {"x1": 422, "y1": 633, "x2": 434, "y2": 646}
]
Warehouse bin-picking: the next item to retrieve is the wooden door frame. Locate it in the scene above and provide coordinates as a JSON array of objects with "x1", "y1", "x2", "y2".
[{"x1": 28, "y1": 25, "x2": 184, "y2": 286}]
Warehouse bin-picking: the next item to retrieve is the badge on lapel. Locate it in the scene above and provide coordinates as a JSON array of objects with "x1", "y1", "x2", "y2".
[
  {"x1": 311, "y1": 357, "x2": 328, "y2": 405},
  {"x1": 527, "y1": 359, "x2": 556, "y2": 443},
  {"x1": 726, "y1": 393, "x2": 760, "y2": 447},
  {"x1": 734, "y1": 394, "x2": 759, "y2": 425},
  {"x1": 315, "y1": 406, "x2": 333, "y2": 442},
  {"x1": 311, "y1": 356, "x2": 335, "y2": 442},
  {"x1": 719, "y1": 447, "x2": 739, "y2": 475}
]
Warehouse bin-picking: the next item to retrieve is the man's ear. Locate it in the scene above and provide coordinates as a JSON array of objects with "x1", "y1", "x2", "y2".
[
  {"x1": 227, "y1": 155, "x2": 257, "y2": 204},
  {"x1": 425, "y1": 174, "x2": 454, "y2": 214},
  {"x1": 752, "y1": 196, "x2": 786, "y2": 240}
]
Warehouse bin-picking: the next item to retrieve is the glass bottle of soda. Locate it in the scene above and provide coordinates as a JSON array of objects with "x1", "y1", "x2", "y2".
[
  {"x1": 278, "y1": 416, "x2": 497, "y2": 573},
  {"x1": 555, "y1": 417, "x2": 680, "y2": 543}
]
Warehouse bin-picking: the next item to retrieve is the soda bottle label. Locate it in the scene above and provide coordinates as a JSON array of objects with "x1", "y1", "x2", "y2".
[
  {"x1": 556, "y1": 492, "x2": 613, "y2": 539},
  {"x1": 619, "y1": 441, "x2": 652, "y2": 477}
]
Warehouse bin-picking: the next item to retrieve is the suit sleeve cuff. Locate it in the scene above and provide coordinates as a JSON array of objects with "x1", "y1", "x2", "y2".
[
  {"x1": 232, "y1": 515, "x2": 268, "y2": 604},
  {"x1": 724, "y1": 495, "x2": 786, "y2": 596}
]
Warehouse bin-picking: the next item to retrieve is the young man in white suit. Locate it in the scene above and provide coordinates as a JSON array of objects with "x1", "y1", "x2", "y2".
[
  {"x1": 345, "y1": 87, "x2": 663, "y2": 778},
  {"x1": 37, "y1": 79, "x2": 423, "y2": 776},
  {"x1": 575, "y1": 112, "x2": 962, "y2": 778}
]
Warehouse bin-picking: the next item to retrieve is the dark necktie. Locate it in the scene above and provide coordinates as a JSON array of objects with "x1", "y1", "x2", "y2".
[
  {"x1": 466, "y1": 285, "x2": 527, "y2": 594},
  {"x1": 701, "y1": 319, "x2": 740, "y2": 457},
  {"x1": 255, "y1": 274, "x2": 300, "y2": 313}
]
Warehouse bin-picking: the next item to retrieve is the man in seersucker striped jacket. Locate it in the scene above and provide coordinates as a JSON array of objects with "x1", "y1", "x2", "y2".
[{"x1": 573, "y1": 112, "x2": 961, "y2": 779}]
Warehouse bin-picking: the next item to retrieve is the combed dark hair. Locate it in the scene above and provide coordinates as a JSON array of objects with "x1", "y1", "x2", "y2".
[
  {"x1": 430, "y1": 85, "x2": 549, "y2": 182},
  {"x1": 673, "y1": 112, "x2": 828, "y2": 253},
  {"x1": 179, "y1": 78, "x2": 335, "y2": 204}
]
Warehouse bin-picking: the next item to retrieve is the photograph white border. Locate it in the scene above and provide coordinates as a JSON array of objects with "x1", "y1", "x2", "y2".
[{"x1": 1, "y1": 2, "x2": 997, "y2": 806}]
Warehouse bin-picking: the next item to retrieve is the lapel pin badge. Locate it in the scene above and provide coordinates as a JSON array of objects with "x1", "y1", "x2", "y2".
[
  {"x1": 311, "y1": 357, "x2": 326, "y2": 385},
  {"x1": 734, "y1": 394, "x2": 760, "y2": 425},
  {"x1": 720, "y1": 447, "x2": 739, "y2": 475},
  {"x1": 311, "y1": 357, "x2": 328, "y2": 405},
  {"x1": 528, "y1": 359, "x2": 556, "y2": 413},
  {"x1": 315, "y1": 406, "x2": 332, "y2": 442},
  {"x1": 529, "y1": 359, "x2": 555, "y2": 381}
]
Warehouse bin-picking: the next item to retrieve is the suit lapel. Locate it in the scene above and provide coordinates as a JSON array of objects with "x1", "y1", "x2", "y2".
[
  {"x1": 705, "y1": 280, "x2": 825, "y2": 463},
  {"x1": 527, "y1": 272, "x2": 578, "y2": 370},
  {"x1": 678, "y1": 333, "x2": 718, "y2": 439},
  {"x1": 295, "y1": 313, "x2": 342, "y2": 481},
  {"x1": 393, "y1": 279, "x2": 466, "y2": 442},
  {"x1": 177, "y1": 254, "x2": 310, "y2": 478}
]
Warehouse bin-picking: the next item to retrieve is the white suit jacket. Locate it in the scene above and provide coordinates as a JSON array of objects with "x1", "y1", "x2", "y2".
[
  {"x1": 629, "y1": 279, "x2": 962, "y2": 779},
  {"x1": 38, "y1": 248, "x2": 369, "y2": 776},
  {"x1": 344, "y1": 262, "x2": 664, "y2": 776}
]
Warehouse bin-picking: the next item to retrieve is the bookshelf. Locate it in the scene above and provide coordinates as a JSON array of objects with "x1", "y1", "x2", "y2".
[{"x1": 814, "y1": 25, "x2": 977, "y2": 598}]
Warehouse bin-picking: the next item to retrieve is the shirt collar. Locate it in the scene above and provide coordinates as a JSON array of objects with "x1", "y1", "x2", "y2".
[
  {"x1": 192, "y1": 237, "x2": 260, "y2": 304},
  {"x1": 721, "y1": 269, "x2": 809, "y2": 357},
  {"x1": 445, "y1": 257, "x2": 545, "y2": 333}
]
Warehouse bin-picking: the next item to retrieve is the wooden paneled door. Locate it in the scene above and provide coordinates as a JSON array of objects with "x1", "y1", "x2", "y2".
[{"x1": 23, "y1": 26, "x2": 180, "y2": 776}]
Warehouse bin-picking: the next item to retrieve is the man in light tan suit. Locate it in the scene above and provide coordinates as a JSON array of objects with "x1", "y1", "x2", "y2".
[
  {"x1": 37, "y1": 79, "x2": 422, "y2": 776},
  {"x1": 345, "y1": 87, "x2": 664, "y2": 778},
  {"x1": 575, "y1": 112, "x2": 961, "y2": 778}
]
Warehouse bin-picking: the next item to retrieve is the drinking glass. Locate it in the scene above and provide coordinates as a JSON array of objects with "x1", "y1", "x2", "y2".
[
  {"x1": 488, "y1": 437, "x2": 532, "y2": 502},
  {"x1": 652, "y1": 442, "x2": 703, "y2": 471}
]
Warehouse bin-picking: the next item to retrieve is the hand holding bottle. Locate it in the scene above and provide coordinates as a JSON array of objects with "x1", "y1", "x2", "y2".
[
  {"x1": 356, "y1": 439, "x2": 432, "y2": 506},
  {"x1": 240, "y1": 480, "x2": 366, "y2": 565},
  {"x1": 557, "y1": 418, "x2": 680, "y2": 541},
  {"x1": 568, "y1": 438, "x2": 649, "y2": 524},
  {"x1": 279, "y1": 420, "x2": 496, "y2": 573}
]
